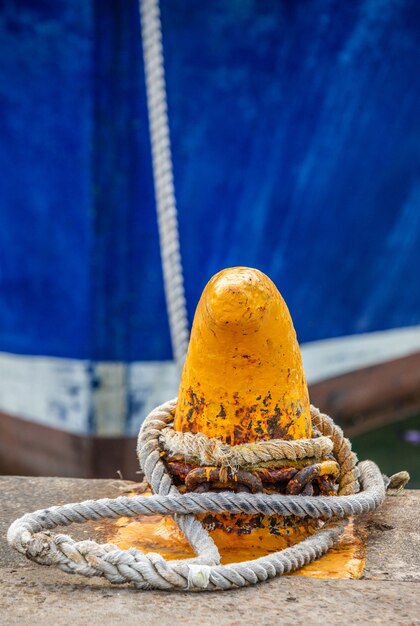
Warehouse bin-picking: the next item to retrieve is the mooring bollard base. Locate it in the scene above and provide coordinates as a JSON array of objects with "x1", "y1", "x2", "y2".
[
  {"x1": 1, "y1": 476, "x2": 419, "y2": 625},
  {"x1": 94, "y1": 485, "x2": 367, "y2": 579}
]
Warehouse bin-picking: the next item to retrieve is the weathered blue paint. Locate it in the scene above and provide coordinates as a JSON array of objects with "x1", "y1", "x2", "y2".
[
  {"x1": 0, "y1": 0, "x2": 93, "y2": 358},
  {"x1": 89, "y1": 0, "x2": 168, "y2": 363},
  {"x1": 0, "y1": 0, "x2": 419, "y2": 363}
]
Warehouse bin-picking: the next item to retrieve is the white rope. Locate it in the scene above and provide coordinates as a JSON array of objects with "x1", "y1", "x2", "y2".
[
  {"x1": 8, "y1": 398, "x2": 409, "y2": 590},
  {"x1": 161, "y1": 422, "x2": 334, "y2": 467},
  {"x1": 139, "y1": 0, "x2": 189, "y2": 369}
]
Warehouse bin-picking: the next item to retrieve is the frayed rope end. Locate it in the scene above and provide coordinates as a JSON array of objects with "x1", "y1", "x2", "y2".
[{"x1": 387, "y1": 471, "x2": 410, "y2": 491}]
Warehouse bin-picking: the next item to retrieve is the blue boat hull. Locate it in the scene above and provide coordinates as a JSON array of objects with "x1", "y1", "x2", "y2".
[{"x1": 0, "y1": 0, "x2": 419, "y2": 440}]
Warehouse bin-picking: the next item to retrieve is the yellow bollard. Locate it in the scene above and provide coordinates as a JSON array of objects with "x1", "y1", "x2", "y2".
[
  {"x1": 175, "y1": 267, "x2": 311, "y2": 443},
  {"x1": 103, "y1": 267, "x2": 366, "y2": 577},
  {"x1": 167, "y1": 267, "x2": 325, "y2": 551}
]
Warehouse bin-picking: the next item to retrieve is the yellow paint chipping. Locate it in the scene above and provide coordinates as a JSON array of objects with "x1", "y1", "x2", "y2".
[
  {"x1": 174, "y1": 267, "x2": 311, "y2": 444},
  {"x1": 172, "y1": 267, "x2": 331, "y2": 542}
]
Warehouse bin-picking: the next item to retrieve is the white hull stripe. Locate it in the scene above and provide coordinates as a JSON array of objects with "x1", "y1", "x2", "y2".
[{"x1": 0, "y1": 325, "x2": 419, "y2": 436}]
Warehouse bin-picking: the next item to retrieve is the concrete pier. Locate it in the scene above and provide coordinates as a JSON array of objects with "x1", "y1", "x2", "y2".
[{"x1": 1, "y1": 476, "x2": 419, "y2": 625}]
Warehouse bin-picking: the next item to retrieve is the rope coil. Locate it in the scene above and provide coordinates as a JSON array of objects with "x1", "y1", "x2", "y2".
[
  {"x1": 7, "y1": 398, "x2": 408, "y2": 590},
  {"x1": 160, "y1": 423, "x2": 334, "y2": 467}
]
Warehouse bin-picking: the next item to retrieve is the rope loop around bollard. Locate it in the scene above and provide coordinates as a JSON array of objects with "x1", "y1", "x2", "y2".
[{"x1": 7, "y1": 398, "x2": 409, "y2": 591}]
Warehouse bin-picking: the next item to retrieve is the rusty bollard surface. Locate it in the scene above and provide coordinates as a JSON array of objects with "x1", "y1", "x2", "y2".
[
  {"x1": 175, "y1": 267, "x2": 311, "y2": 443},
  {"x1": 101, "y1": 267, "x2": 366, "y2": 577},
  {"x1": 169, "y1": 268, "x2": 322, "y2": 546}
]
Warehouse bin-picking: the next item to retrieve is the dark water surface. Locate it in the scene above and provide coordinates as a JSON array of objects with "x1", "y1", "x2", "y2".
[{"x1": 352, "y1": 414, "x2": 420, "y2": 489}]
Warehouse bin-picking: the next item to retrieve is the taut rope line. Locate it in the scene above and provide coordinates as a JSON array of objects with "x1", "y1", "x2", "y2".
[
  {"x1": 139, "y1": 0, "x2": 189, "y2": 369},
  {"x1": 8, "y1": 398, "x2": 409, "y2": 591}
]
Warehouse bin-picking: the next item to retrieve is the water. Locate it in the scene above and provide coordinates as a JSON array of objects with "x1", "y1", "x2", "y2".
[{"x1": 352, "y1": 414, "x2": 420, "y2": 489}]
